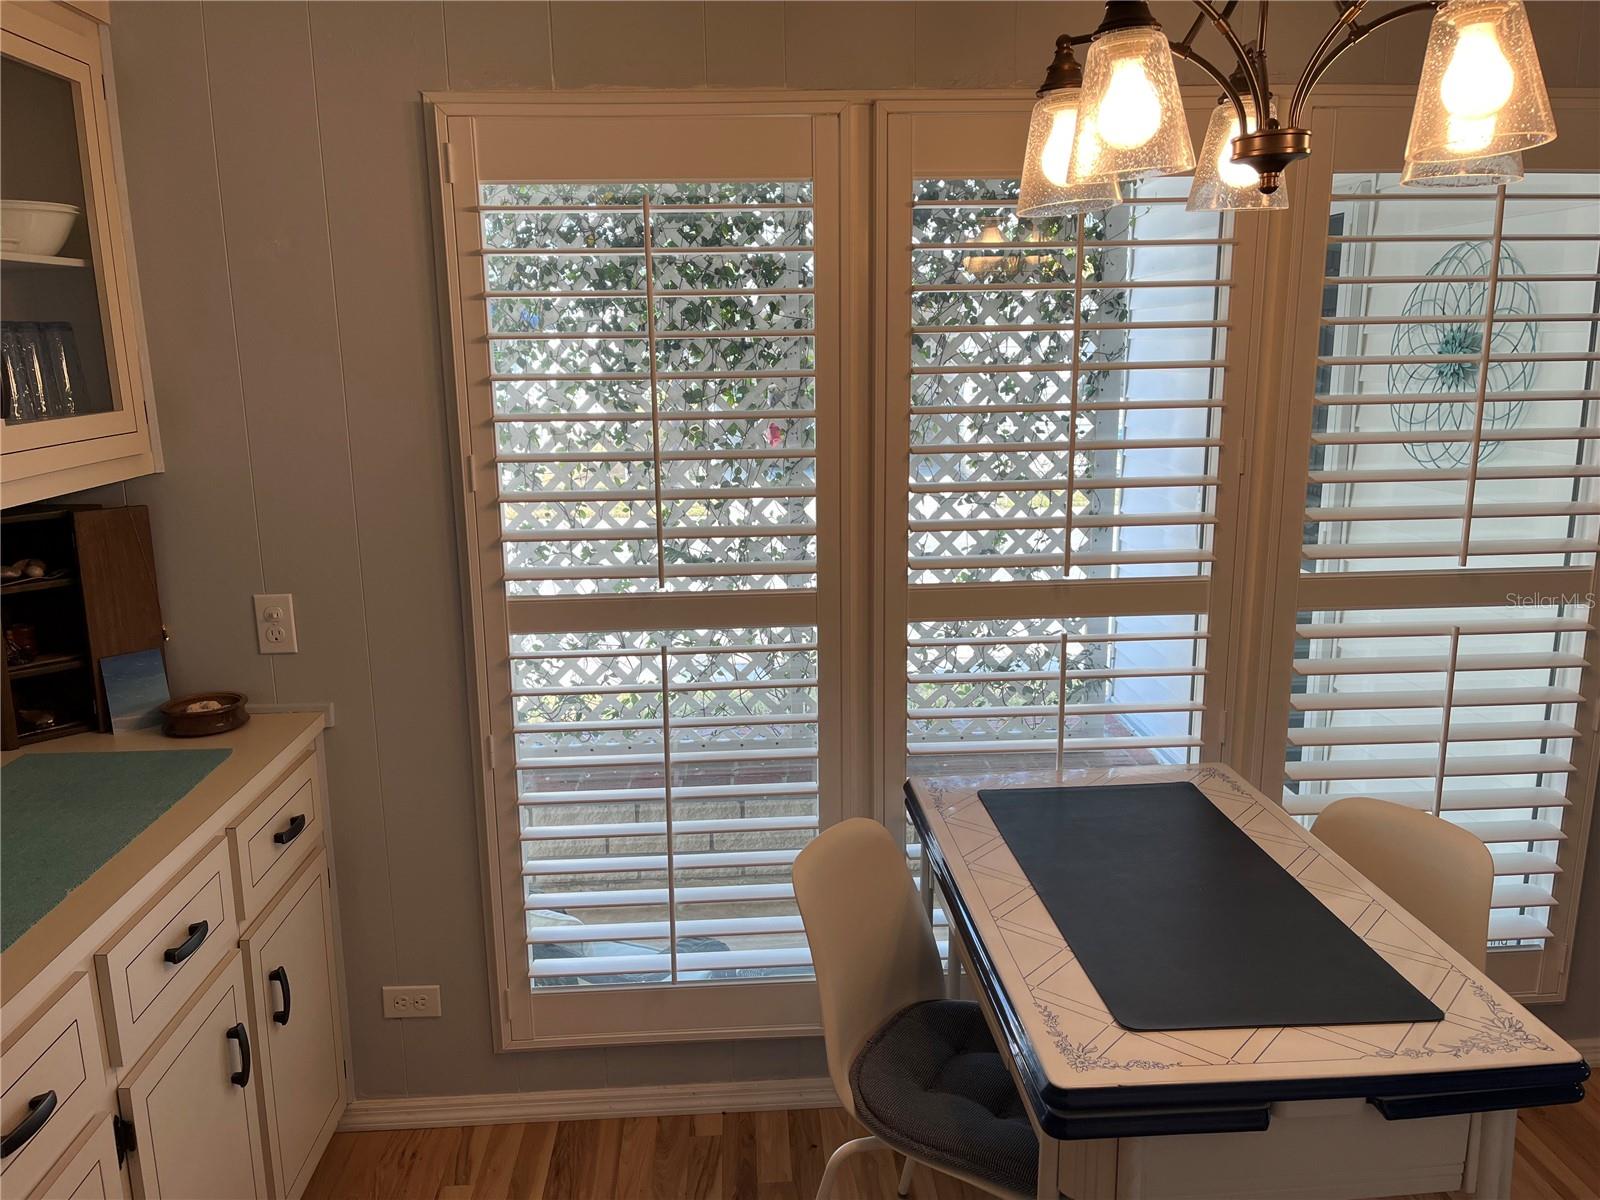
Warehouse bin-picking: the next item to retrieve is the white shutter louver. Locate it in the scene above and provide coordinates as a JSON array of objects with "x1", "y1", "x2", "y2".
[
  {"x1": 483, "y1": 182, "x2": 818, "y2": 595},
  {"x1": 1307, "y1": 173, "x2": 1600, "y2": 572},
  {"x1": 908, "y1": 177, "x2": 1231, "y2": 584},
  {"x1": 478, "y1": 180, "x2": 827, "y2": 992},
  {"x1": 1284, "y1": 602, "x2": 1589, "y2": 945}
]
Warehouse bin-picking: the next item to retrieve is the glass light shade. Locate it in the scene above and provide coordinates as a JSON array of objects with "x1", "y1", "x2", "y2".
[
  {"x1": 1069, "y1": 26, "x2": 1194, "y2": 184},
  {"x1": 1401, "y1": 150, "x2": 1524, "y2": 188},
  {"x1": 1017, "y1": 88, "x2": 1122, "y2": 217},
  {"x1": 1404, "y1": 0, "x2": 1556, "y2": 163},
  {"x1": 1187, "y1": 97, "x2": 1288, "y2": 212}
]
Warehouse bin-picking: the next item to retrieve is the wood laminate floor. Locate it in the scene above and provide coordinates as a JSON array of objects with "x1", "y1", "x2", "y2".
[{"x1": 303, "y1": 1087, "x2": 1600, "y2": 1200}]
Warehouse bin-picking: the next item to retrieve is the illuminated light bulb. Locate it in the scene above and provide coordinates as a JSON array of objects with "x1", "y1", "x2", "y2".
[
  {"x1": 1040, "y1": 107, "x2": 1078, "y2": 186},
  {"x1": 1188, "y1": 97, "x2": 1287, "y2": 213},
  {"x1": 1440, "y1": 21, "x2": 1516, "y2": 120},
  {"x1": 1216, "y1": 118, "x2": 1259, "y2": 189},
  {"x1": 1075, "y1": 114, "x2": 1104, "y2": 178},
  {"x1": 1097, "y1": 59, "x2": 1162, "y2": 149},
  {"x1": 1445, "y1": 113, "x2": 1497, "y2": 154},
  {"x1": 1404, "y1": 1, "x2": 1555, "y2": 163}
]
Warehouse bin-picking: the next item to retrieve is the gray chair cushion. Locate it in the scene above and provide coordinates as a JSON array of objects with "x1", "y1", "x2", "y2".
[{"x1": 849, "y1": 999, "x2": 1037, "y2": 1197}]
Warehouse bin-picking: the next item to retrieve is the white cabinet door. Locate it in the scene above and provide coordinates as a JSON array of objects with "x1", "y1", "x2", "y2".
[
  {"x1": 241, "y1": 855, "x2": 344, "y2": 1200},
  {"x1": 116, "y1": 956, "x2": 267, "y2": 1200},
  {"x1": 28, "y1": 1115, "x2": 125, "y2": 1200}
]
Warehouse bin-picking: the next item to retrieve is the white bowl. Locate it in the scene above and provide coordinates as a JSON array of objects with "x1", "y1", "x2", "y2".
[{"x1": 0, "y1": 200, "x2": 81, "y2": 257}]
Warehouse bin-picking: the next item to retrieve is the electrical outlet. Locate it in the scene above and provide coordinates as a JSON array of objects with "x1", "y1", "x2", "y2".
[
  {"x1": 253, "y1": 593, "x2": 298, "y2": 654},
  {"x1": 382, "y1": 985, "x2": 442, "y2": 1019}
]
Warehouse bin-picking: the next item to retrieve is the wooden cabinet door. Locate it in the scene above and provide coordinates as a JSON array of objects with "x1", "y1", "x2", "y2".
[
  {"x1": 116, "y1": 955, "x2": 267, "y2": 1200},
  {"x1": 241, "y1": 855, "x2": 344, "y2": 1200}
]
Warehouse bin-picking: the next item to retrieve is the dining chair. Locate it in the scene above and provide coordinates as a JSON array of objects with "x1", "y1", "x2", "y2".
[
  {"x1": 793, "y1": 818, "x2": 1037, "y2": 1200},
  {"x1": 1312, "y1": 796, "x2": 1495, "y2": 970}
]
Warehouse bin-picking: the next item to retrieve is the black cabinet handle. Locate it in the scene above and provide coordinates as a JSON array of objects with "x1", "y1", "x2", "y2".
[
  {"x1": 227, "y1": 1023, "x2": 251, "y2": 1087},
  {"x1": 272, "y1": 814, "x2": 307, "y2": 846},
  {"x1": 163, "y1": 921, "x2": 209, "y2": 965},
  {"x1": 268, "y1": 966, "x2": 292, "y2": 1026},
  {"x1": 0, "y1": 1091, "x2": 57, "y2": 1158}
]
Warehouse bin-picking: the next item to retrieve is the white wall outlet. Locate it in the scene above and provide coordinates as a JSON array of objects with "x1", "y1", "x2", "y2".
[
  {"x1": 253, "y1": 593, "x2": 298, "y2": 654},
  {"x1": 381, "y1": 985, "x2": 442, "y2": 1019}
]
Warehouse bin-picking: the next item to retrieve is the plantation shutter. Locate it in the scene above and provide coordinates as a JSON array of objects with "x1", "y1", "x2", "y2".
[
  {"x1": 439, "y1": 106, "x2": 850, "y2": 1044},
  {"x1": 880, "y1": 104, "x2": 1259, "y2": 800},
  {"x1": 1264, "y1": 103, "x2": 1600, "y2": 999}
]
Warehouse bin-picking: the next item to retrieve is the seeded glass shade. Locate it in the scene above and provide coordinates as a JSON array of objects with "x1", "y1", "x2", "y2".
[
  {"x1": 1069, "y1": 26, "x2": 1194, "y2": 184},
  {"x1": 1018, "y1": 89, "x2": 1122, "y2": 217},
  {"x1": 1187, "y1": 98, "x2": 1288, "y2": 212},
  {"x1": 1405, "y1": 0, "x2": 1555, "y2": 163},
  {"x1": 1401, "y1": 150, "x2": 1524, "y2": 188}
]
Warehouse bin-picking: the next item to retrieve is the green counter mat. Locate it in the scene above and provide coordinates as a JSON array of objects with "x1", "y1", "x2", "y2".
[{"x1": 2, "y1": 749, "x2": 231, "y2": 951}]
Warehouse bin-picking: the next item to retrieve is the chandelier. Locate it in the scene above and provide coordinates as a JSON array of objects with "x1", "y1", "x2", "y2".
[{"x1": 1017, "y1": 0, "x2": 1557, "y2": 216}]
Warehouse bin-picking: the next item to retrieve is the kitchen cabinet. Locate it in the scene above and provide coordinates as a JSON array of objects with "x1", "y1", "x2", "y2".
[
  {"x1": 1, "y1": 717, "x2": 347, "y2": 1199},
  {"x1": 241, "y1": 858, "x2": 345, "y2": 1200},
  {"x1": 116, "y1": 956, "x2": 267, "y2": 1200},
  {"x1": 1, "y1": 2, "x2": 159, "y2": 507}
]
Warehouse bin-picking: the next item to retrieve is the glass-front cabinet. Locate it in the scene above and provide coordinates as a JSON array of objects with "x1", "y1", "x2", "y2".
[{"x1": 0, "y1": 2, "x2": 157, "y2": 507}]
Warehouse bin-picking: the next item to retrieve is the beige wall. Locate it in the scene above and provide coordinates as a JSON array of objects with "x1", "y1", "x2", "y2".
[{"x1": 95, "y1": 1, "x2": 1600, "y2": 1100}]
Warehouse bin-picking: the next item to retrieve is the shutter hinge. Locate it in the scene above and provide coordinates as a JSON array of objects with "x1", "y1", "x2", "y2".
[
  {"x1": 466, "y1": 453, "x2": 479, "y2": 494},
  {"x1": 113, "y1": 1114, "x2": 136, "y2": 1164},
  {"x1": 1216, "y1": 708, "x2": 1229, "y2": 749},
  {"x1": 444, "y1": 141, "x2": 460, "y2": 185},
  {"x1": 485, "y1": 734, "x2": 498, "y2": 772}
]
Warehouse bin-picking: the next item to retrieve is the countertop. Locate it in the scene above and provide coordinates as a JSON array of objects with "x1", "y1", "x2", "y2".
[{"x1": 1, "y1": 712, "x2": 324, "y2": 1007}]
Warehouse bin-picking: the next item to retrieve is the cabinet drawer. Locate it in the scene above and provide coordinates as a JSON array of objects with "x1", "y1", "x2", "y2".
[
  {"x1": 117, "y1": 954, "x2": 267, "y2": 1200},
  {"x1": 229, "y1": 753, "x2": 321, "y2": 923},
  {"x1": 0, "y1": 974, "x2": 109, "y2": 1200},
  {"x1": 95, "y1": 839, "x2": 236, "y2": 1069},
  {"x1": 28, "y1": 1115, "x2": 124, "y2": 1200}
]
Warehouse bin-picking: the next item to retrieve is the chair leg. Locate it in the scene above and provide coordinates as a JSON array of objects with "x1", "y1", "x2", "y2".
[
  {"x1": 816, "y1": 1136, "x2": 883, "y2": 1200},
  {"x1": 897, "y1": 1154, "x2": 916, "y2": 1196}
]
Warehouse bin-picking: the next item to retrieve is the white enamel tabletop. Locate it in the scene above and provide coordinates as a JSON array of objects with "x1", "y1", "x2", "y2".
[{"x1": 908, "y1": 763, "x2": 1584, "y2": 1094}]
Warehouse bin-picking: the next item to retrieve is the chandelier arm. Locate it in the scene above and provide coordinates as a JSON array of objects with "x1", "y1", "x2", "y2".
[
  {"x1": 1289, "y1": 0, "x2": 1369, "y2": 121},
  {"x1": 1170, "y1": 42, "x2": 1251, "y2": 132},
  {"x1": 1189, "y1": 0, "x2": 1268, "y2": 116},
  {"x1": 1289, "y1": 0, "x2": 1444, "y2": 124}
]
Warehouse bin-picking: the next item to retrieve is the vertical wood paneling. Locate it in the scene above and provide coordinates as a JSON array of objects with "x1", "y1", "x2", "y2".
[
  {"x1": 307, "y1": 0, "x2": 529, "y2": 1097},
  {"x1": 199, "y1": 0, "x2": 406, "y2": 1096},
  {"x1": 108, "y1": 2, "x2": 274, "y2": 704},
  {"x1": 443, "y1": 1, "x2": 554, "y2": 91}
]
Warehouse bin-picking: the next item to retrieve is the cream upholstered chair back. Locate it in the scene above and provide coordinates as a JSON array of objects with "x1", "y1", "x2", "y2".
[
  {"x1": 1313, "y1": 796, "x2": 1494, "y2": 970},
  {"x1": 794, "y1": 818, "x2": 946, "y2": 1114}
]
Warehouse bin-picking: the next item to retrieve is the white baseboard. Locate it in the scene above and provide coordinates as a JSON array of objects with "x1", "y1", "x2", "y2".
[
  {"x1": 339, "y1": 1076, "x2": 838, "y2": 1132},
  {"x1": 1569, "y1": 1036, "x2": 1600, "y2": 1067}
]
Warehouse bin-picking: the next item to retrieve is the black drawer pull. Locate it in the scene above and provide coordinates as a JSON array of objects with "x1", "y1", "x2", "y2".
[
  {"x1": 272, "y1": 814, "x2": 307, "y2": 846},
  {"x1": 0, "y1": 1090, "x2": 58, "y2": 1158},
  {"x1": 227, "y1": 1023, "x2": 251, "y2": 1087},
  {"x1": 268, "y1": 966, "x2": 292, "y2": 1026},
  {"x1": 163, "y1": 921, "x2": 209, "y2": 965}
]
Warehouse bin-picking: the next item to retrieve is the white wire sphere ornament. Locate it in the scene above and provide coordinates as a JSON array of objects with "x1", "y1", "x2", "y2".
[{"x1": 1386, "y1": 240, "x2": 1538, "y2": 470}]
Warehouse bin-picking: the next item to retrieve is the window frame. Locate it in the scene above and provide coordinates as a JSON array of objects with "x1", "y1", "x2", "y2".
[
  {"x1": 868, "y1": 98, "x2": 1276, "y2": 817},
  {"x1": 1241, "y1": 94, "x2": 1600, "y2": 1002},
  {"x1": 427, "y1": 96, "x2": 873, "y2": 1049}
]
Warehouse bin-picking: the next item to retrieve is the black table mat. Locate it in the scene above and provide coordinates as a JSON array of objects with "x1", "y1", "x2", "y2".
[{"x1": 977, "y1": 783, "x2": 1444, "y2": 1032}]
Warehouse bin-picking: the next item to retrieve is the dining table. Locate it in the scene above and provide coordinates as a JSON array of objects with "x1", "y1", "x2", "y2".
[{"x1": 905, "y1": 762, "x2": 1589, "y2": 1200}]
